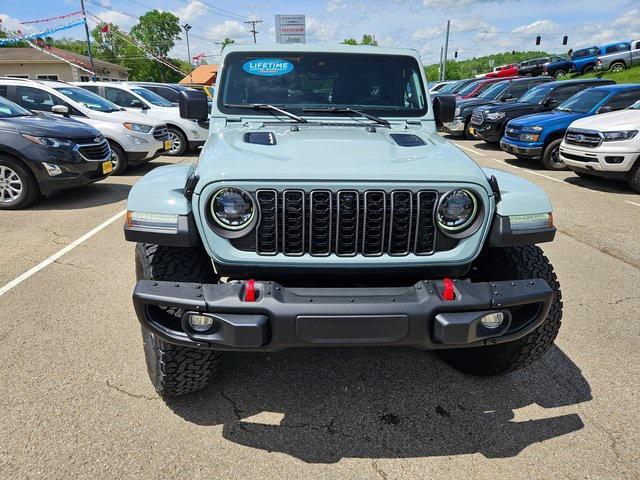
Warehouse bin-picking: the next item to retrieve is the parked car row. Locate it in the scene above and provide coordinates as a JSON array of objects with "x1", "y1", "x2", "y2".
[{"x1": 0, "y1": 77, "x2": 210, "y2": 209}]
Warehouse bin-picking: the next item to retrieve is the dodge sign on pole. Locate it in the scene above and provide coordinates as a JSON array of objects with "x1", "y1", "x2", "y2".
[{"x1": 275, "y1": 15, "x2": 306, "y2": 44}]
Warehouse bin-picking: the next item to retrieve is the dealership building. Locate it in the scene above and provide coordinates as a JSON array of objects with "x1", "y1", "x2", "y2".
[{"x1": 0, "y1": 47, "x2": 129, "y2": 82}]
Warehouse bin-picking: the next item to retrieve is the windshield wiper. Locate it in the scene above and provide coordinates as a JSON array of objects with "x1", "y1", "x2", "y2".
[
  {"x1": 302, "y1": 107, "x2": 390, "y2": 127},
  {"x1": 224, "y1": 103, "x2": 307, "y2": 123}
]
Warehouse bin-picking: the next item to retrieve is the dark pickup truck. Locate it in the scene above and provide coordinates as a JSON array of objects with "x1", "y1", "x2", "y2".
[{"x1": 542, "y1": 55, "x2": 572, "y2": 78}]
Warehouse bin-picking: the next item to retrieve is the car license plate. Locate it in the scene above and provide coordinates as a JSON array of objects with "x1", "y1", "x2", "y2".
[
  {"x1": 102, "y1": 160, "x2": 113, "y2": 174},
  {"x1": 469, "y1": 127, "x2": 476, "y2": 136},
  {"x1": 164, "y1": 140, "x2": 172, "y2": 150}
]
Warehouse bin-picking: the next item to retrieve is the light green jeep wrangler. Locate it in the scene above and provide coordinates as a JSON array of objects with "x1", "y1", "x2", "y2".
[{"x1": 125, "y1": 44, "x2": 561, "y2": 397}]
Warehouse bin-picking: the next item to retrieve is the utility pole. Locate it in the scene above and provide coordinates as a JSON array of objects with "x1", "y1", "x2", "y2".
[
  {"x1": 79, "y1": 0, "x2": 96, "y2": 80},
  {"x1": 244, "y1": 20, "x2": 262, "y2": 44},
  {"x1": 442, "y1": 19, "x2": 450, "y2": 81},
  {"x1": 438, "y1": 46, "x2": 444, "y2": 81},
  {"x1": 183, "y1": 23, "x2": 192, "y2": 83}
]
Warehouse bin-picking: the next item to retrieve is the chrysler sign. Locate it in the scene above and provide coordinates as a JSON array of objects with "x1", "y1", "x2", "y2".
[{"x1": 275, "y1": 15, "x2": 306, "y2": 44}]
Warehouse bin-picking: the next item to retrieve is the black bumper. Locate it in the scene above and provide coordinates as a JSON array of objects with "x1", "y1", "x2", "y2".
[
  {"x1": 472, "y1": 121, "x2": 503, "y2": 143},
  {"x1": 133, "y1": 278, "x2": 553, "y2": 351},
  {"x1": 500, "y1": 141, "x2": 543, "y2": 159}
]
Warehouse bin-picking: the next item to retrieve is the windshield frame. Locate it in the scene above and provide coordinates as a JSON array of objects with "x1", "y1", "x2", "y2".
[
  {"x1": 216, "y1": 51, "x2": 429, "y2": 119},
  {"x1": 54, "y1": 86, "x2": 121, "y2": 113},
  {"x1": 131, "y1": 87, "x2": 175, "y2": 107}
]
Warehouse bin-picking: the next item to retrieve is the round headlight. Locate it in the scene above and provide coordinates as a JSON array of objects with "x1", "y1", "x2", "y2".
[
  {"x1": 210, "y1": 188, "x2": 255, "y2": 230},
  {"x1": 437, "y1": 189, "x2": 478, "y2": 232}
]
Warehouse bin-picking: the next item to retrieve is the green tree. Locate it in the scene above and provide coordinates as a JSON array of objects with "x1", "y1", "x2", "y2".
[
  {"x1": 221, "y1": 38, "x2": 235, "y2": 50},
  {"x1": 130, "y1": 10, "x2": 181, "y2": 59},
  {"x1": 342, "y1": 34, "x2": 378, "y2": 46}
]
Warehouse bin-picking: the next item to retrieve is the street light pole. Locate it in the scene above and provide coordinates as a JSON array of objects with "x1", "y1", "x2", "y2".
[
  {"x1": 80, "y1": 0, "x2": 96, "y2": 80},
  {"x1": 183, "y1": 23, "x2": 192, "y2": 83},
  {"x1": 442, "y1": 20, "x2": 450, "y2": 81}
]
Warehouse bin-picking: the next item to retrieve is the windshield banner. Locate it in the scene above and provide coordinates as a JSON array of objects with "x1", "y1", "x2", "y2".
[{"x1": 243, "y1": 58, "x2": 294, "y2": 76}]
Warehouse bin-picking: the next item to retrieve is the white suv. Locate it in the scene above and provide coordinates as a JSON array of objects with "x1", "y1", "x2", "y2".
[
  {"x1": 560, "y1": 101, "x2": 640, "y2": 192},
  {"x1": 0, "y1": 78, "x2": 169, "y2": 174},
  {"x1": 73, "y1": 82, "x2": 208, "y2": 156}
]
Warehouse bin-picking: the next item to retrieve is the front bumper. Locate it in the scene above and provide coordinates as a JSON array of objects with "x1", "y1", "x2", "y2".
[
  {"x1": 560, "y1": 145, "x2": 639, "y2": 176},
  {"x1": 500, "y1": 139, "x2": 543, "y2": 159},
  {"x1": 471, "y1": 121, "x2": 503, "y2": 142},
  {"x1": 442, "y1": 119, "x2": 466, "y2": 134},
  {"x1": 133, "y1": 278, "x2": 553, "y2": 351}
]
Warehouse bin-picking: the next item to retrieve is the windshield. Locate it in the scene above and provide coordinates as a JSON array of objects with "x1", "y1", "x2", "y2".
[
  {"x1": 629, "y1": 100, "x2": 640, "y2": 110},
  {"x1": 438, "y1": 81, "x2": 460, "y2": 94},
  {"x1": 54, "y1": 87, "x2": 120, "y2": 112},
  {"x1": 518, "y1": 85, "x2": 552, "y2": 104},
  {"x1": 218, "y1": 52, "x2": 427, "y2": 117},
  {"x1": 131, "y1": 88, "x2": 174, "y2": 107},
  {"x1": 556, "y1": 89, "x2": 610, "y2": 113},
  {"x1": 478, "y1": 81, "x2": 509, "y2": 99},
  {"x1": 457, "y1": 80, "x2": 482, "y2": 97},
  {"x1": 0, "y1": 96, "x2": 32, "y2": 117}
]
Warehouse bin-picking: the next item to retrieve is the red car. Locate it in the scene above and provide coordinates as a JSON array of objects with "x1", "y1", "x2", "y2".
[
  {"x1": 485, "y1": 63, "x2": 519, "y2": 78},
  {"x1": 456, "y1": 76, "x2": 517, "y2": 99}
]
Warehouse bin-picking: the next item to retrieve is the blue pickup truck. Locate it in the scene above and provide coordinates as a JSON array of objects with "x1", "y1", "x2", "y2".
[
  {"x1": 500, "y1": 84, "x2": 640, "y2": 170},
  {"x1": 570, "y1": 46, "x2": 601, "y2": 75}
]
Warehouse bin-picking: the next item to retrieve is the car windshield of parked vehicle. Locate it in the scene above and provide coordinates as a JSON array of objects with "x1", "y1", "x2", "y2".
[
  {"x1": 437, "y1": 81, "x2": 460, "y2": 94},
  {"x1": 0, "y1": 96, "x2": 32, "y2": 117},
  {"x1": 629, "y1": 100, "x2": 640, "y2": 109},
  {"x1": 131, "y1": 88, "x2": 175, "y2": 107},
  {"x1": 457, "y1": 80, "x2": 483, "y2": 97},
  {"x1": 555, "y1": 89, "x2": 610, "y2": 113},
  {"x1": 54, "y1": 87, "x2": 121, "y2": 113},
  {"x1": 517, "y1": 84, "x2": 552, "y2": 104},
  {"x1": 477, "y1": 81, "x2": 509, "y2": 99},
  {"x1": 218, "y1": 52, "x2": 427, "y2": 117}
]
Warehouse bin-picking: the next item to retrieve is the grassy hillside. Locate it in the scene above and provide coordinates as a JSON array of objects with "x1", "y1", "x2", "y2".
[
  {"x1": 425, "y1": 51, "x2": 552, "y2": 81},
  {"x1": 561, "y1": 65, "x2": 640, "y2": 84}
]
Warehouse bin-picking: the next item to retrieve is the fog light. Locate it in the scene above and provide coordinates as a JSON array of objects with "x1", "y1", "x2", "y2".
[
  {"x1": 481, "y1": 312, "x2": 505, "y2": 329},
  {"x1": 188, "y1": 314, "x2": 214, "y2": 332},
  {"x1": 42, "y1": 162, "x2": 62, "y2": 176}
]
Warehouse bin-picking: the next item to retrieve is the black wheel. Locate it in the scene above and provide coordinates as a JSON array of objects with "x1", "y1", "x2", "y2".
[
  {"x1": 582, "y1": 65, "x2": 594, "y2": 74},
  {"x1": 437, "y1": 245, "x2": 563, "y2": 376},
  {"x1": 0, "y1": 155, "x2": 39, "y2": 209},
  {"x1": 136, "y1": 243, "x2": 221, "y2": 397},
  {"x1": 541, "y1": 139, "x2": 568, "y2": 170},
  {"x1": 107, "y1": 141, "x2": 128, "y2": 175},
  {"x1": 554, "y1": 70, "x2": 566, "y2": 79},
  {"x1": 610, "y1": 62, "x2": 626, "y2": 73},
  {"x1": 627, "y1": 160, "x2": 640, "y2": 193},
  {"x1": 166, "y1": 127, "x2": 187, "y2": 156}
]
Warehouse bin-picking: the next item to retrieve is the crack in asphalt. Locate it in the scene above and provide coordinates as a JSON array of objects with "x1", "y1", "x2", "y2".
[
  {"x1": 371, "y1": 460, "x2": 389, "y2": 480},
  {"x1": 557, "y1": 228, "x2": 639, "y2": 271},
  {"x1": 105, "y1": 379, "x2": 159, "y2": 401}
]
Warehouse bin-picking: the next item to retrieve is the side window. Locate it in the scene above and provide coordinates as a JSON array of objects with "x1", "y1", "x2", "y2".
[
  {"x1": 157, "y1": 87, "x2": 179, "y2": 103},
  {"x1": 507, "y1": 82, "x2": 530, "y2": 99},
  {"x1": 635, "y1": 41, "x2": 640, "y2": 50},
  {"x1": 105, "y1": 87, "x2": 139, "y2": 107},
  {"x1": 0, "y1": 85, "x2": 7, "y2": 98},
  {"x1": 549, "y1": 86, "x2": 579, "y2": 103},
  {"x1": 16, "y1": 86, "x2": 57, "y2": 112},
  {"x1": 81, "y1": 85, "x2": 100, "y2": 94},
  {"x1": 603, "y1": 91, "x2": 640, "y2": 111}
]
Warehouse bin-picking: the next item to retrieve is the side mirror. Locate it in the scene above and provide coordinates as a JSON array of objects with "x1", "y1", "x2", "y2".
[
  {"x1": 179, "y1": 89, "x2": 209, "y2": 120},
  {"x1": 501, "y1": 94, "x2": 513, "y2": 102},
  {"x1": 433, "y1": 95, "x2": 456, "y2": 125},
  {"x1": 597, "y1": 105, "x2": 613, "y2": 114},
  {"x1": 544, "y1": 98, "x2": 559, "y2": 107},
  {"x1": 51, "y1": 105, "x2": 70, "y2": 116},
  {"x1": 130, "y1": 99, "x2": 148, "y2": 110}
]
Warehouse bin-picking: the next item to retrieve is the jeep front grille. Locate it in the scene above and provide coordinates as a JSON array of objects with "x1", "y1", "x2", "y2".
[
  {"x1": 565, "y1": 129, "x2": 602, "y2": 148},
  {"x1": 254, "y1": 189, "x2": 438, "y2": 257}
]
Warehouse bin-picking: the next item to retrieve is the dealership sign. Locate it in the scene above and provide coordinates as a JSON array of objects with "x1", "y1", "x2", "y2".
[{"x1": 275, "y1": 15, "x2": 306, "y2": 44}]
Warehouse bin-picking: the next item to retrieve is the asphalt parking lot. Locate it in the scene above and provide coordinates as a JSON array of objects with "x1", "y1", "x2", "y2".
[{"x1": 1, "y1": 140, "x2": 639, "y2": 480}]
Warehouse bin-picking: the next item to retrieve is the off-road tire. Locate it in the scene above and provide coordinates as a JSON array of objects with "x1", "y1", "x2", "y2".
[
  {"x1": 107, "y1": 141, "x2": 128, "y2": 175},
  {"x1": 136, "y1": 243, "x2": 221, "y2": 397},
  {"x1": 437, "y1": 245, "x2": 563, "y2": 376},
  {"x1": 0, "y1": 154, "x2": 39, "y2": 209},
  {"x1": 541, "y1": 139, "x2": 568, "y2": 170},
  {"x1": 627, "y1": 159, "x2": 640, "y2": 193}
]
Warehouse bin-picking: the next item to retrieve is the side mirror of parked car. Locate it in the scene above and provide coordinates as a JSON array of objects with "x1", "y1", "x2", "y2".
[
  {"x1": 544, "y1": 98, "x2": 559, "y2": 107},
  {"x1": 501, "y1": 94, "x2": 513, "y2": 102},
  {"x1": 597, "y1": 105, "x2": 613, "y2": 114},
  {"x1": 433, "y1": 95, "x2": 456, "y2": 125},
  {"x1": 179, "y1": 89, "x2": 209, "y2": 121},
  {"x1": 130, "y1": 99, "x2": 149, "y2": 110},
  {"x1": 51, "y1": 105, "x2": 70, "y2": 116}
]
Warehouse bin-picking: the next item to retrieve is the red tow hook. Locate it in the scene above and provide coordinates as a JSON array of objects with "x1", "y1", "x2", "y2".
[
  {"x1": 244, "y1": 279, "x2": 256, "y2": 302},
  {"x1": 442, "y1": 278, "x2": 455, "y2": 301}
]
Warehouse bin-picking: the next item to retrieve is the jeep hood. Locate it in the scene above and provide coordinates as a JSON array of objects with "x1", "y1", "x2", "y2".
[
  {"x1": 569, "y1": 109, "x2": 640, "y2": 130},
  {"x1": 195, "y1": 124, "x2": 490, "y2": 190}
]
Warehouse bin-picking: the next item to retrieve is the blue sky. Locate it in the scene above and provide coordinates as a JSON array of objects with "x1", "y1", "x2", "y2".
[{"x1": 1, "y1": 0, "x2": 639, "y2": 65}]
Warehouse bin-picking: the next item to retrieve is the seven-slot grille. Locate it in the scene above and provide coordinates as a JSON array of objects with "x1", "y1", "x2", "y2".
[
  {"x1": 565, "y1": 129, "x2": 602, "y2": 148},
  {"x1": 254, "y1": 189, "x2": 438, "y2": 257},
  {"x1": 505, "y1": 126, "x2": 521, "y2": 139},
  {"x1": 471, "y1": 110, "x2": 484, "y2": 125},
  {"x1": 77, "y1": 140, "x2": 111, "y2": 161},
  {"x1": 153, "y1": 125, "x2": 169, "y2": 141}
]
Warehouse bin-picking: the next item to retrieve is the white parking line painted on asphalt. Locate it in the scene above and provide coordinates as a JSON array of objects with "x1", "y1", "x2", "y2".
[
  {"x1": 457, "y1": 144, "x2": 487, "y2": 156},
  {"x1": 0, "y1": 209, "x2": 127, "y2": 297},
  {"x1": 626, "y1": 200, "x2": 640, "y2": 207}
]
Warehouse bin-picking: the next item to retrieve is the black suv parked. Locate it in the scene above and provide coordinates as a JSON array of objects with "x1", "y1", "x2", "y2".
[
  {"x1": 454, "y1": 77, "x2": 553, "y2": 139},
  {"x1": 0, "y1": 95, "x2": 112, "y2": 209},
  {"x1": 469, "y1": 78, "x2": 615, "y2": 144}
]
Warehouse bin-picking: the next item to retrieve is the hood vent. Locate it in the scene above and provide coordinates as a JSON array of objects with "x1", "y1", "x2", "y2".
[
  {"x1": 390, "y1": 134, "x2": 426, "y2": 147},
  {"x1": 244, "y1": 132, "x2": 276, "y2": 145}
]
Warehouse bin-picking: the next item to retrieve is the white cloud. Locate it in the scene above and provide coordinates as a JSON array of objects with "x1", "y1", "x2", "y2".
[
  {"x1": 306, "y1": 16, "x2": 339, "y2": 42},
  {"x1": 175, "y1": 0, "x2": 206, "y2": 23},
  {"x1": 92, "y1": 10, "x2": 137, "y2": 30},
  {"x1": 0, "y1": 14, "x2": 36, "y2": 34},
  {"x1": 326, "y1": 0, "x2": 348, "y2": 13},
  {"x1": 512, "y1": 19, "x2": 560, "y2": 34},
  {"x1": 412, "y1": 17, "x2": 492, "y2": 41},
  {"x1": 206, "y1": 20, "x2": 249, "y2": 40}
]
